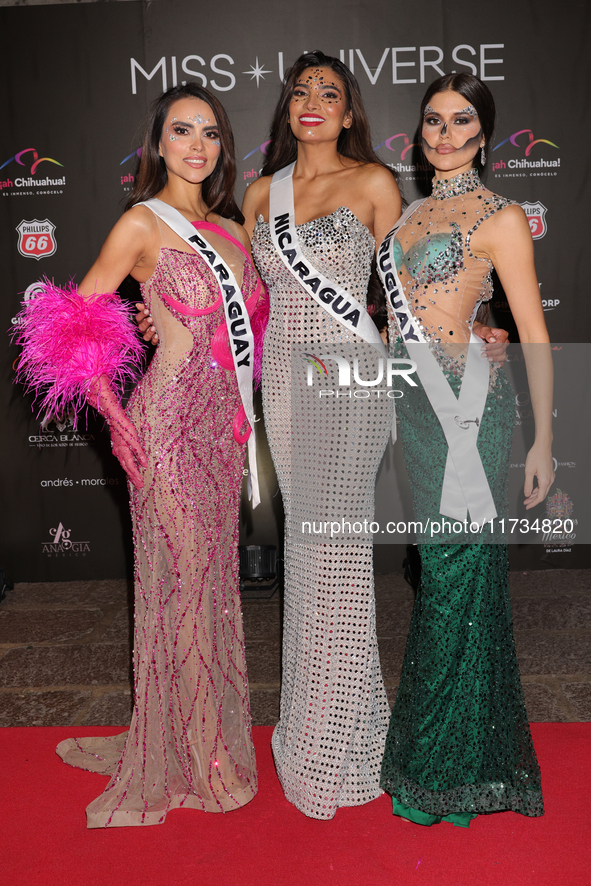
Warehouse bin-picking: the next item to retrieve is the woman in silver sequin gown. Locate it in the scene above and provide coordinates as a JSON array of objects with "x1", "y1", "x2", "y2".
[{"x1": 242, "y1": 52, "x2": 402, "y2": 819}]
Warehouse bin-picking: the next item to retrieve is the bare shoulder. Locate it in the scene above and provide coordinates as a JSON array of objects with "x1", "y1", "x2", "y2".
[
  {"x1": 242, "y1": 174, "x2": 271, "y2": 214},
  {"x1": 488, "y1": 201, "x2": 529, "y2": 229},
  {"x1": 472, "y1": 198, "x2": 533, "y2": 262},
  {"x1": 247, "y1": 173, "x2": 272, "y2": 197},
  {"x1": 479, "y1": 200, "x2": 531, "y2": 243},
  {"x1": 360, "y1": 162, "x2": 398, "y2": 184},
  {"x1": 112, "y1": 203, "x2": 159, "y2": 243},
  {"x1": 358, "y1": 162, "x2": 401, "y2": 199}
]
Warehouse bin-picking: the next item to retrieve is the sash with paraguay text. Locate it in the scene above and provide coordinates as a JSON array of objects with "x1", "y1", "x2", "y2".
[{"x1": 139, "y1": 198, "x2": 260, "y2": 507}]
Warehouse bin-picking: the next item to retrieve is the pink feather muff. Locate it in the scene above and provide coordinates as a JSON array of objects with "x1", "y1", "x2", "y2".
[
  {"x1": 14, "y1": 280, "x2": 145, "y2": 420},
  {"x1": 210, "y1": 282, "x2": 269, "y2": 444}
]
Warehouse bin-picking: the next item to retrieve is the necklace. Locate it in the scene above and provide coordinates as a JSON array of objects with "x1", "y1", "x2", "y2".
[{"x1": 431, "y1": 168, "x2": 483, "y2": 200}]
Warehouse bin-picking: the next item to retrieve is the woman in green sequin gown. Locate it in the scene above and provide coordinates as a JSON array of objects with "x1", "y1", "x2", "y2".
[{"x1": 379, "y1": 75, "x2": 554, "y2": 826}]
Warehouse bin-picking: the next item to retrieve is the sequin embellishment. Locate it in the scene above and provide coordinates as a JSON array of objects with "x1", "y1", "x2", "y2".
[{"x1": 252, "y1": 207, "x2": 392, "y2": 820}]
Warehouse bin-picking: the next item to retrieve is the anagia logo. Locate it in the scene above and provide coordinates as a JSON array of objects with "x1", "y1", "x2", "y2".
[
  {"x1": 42, "y1": 521, "x2": 90, "y2": 556},
  {"x1": 16, "y1": 219, "x2": 57, "y2": 259},
  {"x1": 1, "y1": 147, "x2": 64, "y2": 176}
]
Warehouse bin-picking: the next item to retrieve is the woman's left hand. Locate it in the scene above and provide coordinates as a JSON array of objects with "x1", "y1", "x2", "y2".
[
  {"x1": 473, "y1": 323, "x2": 509, "y2": 364},
  {"x1": 135, "y1": 303, "x2": 159, "y2": 344},
  {"x1": 523, "y1": 441, "x2": 555, "y2": 509}
]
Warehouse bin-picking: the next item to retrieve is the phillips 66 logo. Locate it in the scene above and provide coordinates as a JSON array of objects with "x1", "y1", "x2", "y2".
[
  {"x1": 16, "y1": 218, "x2": 57, "y2": 259},
  {"x1": 520, "y1": 202, "x2": 547, "y2": 240}
]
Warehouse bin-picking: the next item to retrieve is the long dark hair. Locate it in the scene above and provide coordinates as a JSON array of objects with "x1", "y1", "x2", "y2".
[
  {"x1": 420, "y1": 73, "x2": 496, "y2": 172},
  {"x1": 125, "y1": 84, "x2": 243, "y2": 222},
  {"x1": 261, "y1": 50, "x2": 399, "y2": 184}
]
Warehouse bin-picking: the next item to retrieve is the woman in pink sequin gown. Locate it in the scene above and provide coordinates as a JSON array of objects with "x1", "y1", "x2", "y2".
[{"x1": 55, "y1": 85, "x2": 266, "y2": 827}]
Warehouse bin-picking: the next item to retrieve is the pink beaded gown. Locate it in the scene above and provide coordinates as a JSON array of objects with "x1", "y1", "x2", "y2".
[{"x1": 56, "y1": 217, "x2": 266, "y2": 827}]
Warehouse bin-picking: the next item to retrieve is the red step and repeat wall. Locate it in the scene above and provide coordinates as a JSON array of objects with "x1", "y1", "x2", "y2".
[{"x1": 1, "y1": 0, "x2": 587, "y2": 580}]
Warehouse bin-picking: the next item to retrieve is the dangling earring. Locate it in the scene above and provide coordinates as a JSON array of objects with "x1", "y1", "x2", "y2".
[{"x1": 480, "y1": 144, "x2": 486, "y2": 165}]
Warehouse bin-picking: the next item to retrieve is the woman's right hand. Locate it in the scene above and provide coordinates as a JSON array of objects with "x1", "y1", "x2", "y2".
[
  {"x1": 87, "y1": 376, "x2": 148, "y2": 490},
  {"x1": 135, "y1": 303, "x2": 159, "y2": 344},
  {"x1": 109, "y1": 414, "x2": 148, "y2": 490},
  {"x1": 523, "y1": 440, "x2": 555, "y2": 510}
]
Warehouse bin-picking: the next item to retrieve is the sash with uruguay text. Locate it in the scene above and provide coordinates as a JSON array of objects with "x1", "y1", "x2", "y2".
[
  {"x1": 269, "y1": 162, "x2": 387, "y2": 359},
  {"x1": 377, "y1": 204, "x2": 497, "y2": 525},
  {"x1": 139, "y1": 198, "x2": 260, "y2": 507}
]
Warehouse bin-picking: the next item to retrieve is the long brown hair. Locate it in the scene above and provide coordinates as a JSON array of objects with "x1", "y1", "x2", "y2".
[
  {"x1": 261, "y1": 50, "x2": 400, "y2": 185},
  {"x1": 125, "y1": 84, "x2": 243, "y2": 222}
]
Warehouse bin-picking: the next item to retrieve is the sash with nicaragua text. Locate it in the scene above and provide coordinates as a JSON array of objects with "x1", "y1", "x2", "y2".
[
  {"x1": 269, "y1": 162, "x2": 387, "y2": 359},
  {"x1": 139, "y1": 198, "x2": 260, "y2": 507},
  {"x1": 377, "y1": 203, "x2": 497, "y2": 525}
]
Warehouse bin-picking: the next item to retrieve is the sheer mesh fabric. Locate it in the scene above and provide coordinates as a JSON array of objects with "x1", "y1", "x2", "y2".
[
  {"x1": 381, "y1": 171, "x2": 543, "y2": 820},
  {"x1": 57, "y1": 219, "x2": 260, "y2": 827},
  {"x1": 392, "y1": 169, "x2": 513, "y2": 348},
  {"x1": 252, "y1": 208, "x2": 392, "y2": 819}
]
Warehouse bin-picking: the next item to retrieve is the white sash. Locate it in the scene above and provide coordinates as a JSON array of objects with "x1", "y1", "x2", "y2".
[
  {"x1": 269, "y1": 162, "x2": 387, "y2": 359},
  {"x1": 378, "y1": 206, "x2": 497, "y2": 525},
  {"x1": 139, "y1": 198, "x2": 260, "y2": 507}
]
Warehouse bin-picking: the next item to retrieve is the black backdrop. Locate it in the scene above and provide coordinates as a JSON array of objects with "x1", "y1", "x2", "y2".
[{"x1": 1, "y1": 0, "x2": 588, "y2": 580}]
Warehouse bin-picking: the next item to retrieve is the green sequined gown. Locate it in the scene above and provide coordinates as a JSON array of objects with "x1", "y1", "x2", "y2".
[{"x1": 380, "y1": 169, "x2": 543, "y2": 823}]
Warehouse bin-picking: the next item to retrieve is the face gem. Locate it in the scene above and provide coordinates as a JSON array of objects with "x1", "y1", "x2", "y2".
[
  {"x1": 295, "y1": 68, "x2": 343, "y2": 103},
  {"x1": 186, "y1": 113, "x2": 212, "y2": 126},
  {"x1": 424, "y1": 103, "x2": 477, "y2": 119}
]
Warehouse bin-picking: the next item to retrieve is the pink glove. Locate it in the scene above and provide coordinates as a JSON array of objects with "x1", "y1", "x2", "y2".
[{"x1": 87, "y1": 377, "x2": 147, "y2": 490}]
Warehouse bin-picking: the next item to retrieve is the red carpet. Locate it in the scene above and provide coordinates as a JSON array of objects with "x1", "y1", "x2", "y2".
[{"x1": 2, "y1": 724, "x2": 589, "y2": 885}]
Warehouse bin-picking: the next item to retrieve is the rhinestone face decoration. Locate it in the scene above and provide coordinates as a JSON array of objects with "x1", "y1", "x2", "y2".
[{"x1": 291, "y1": 67, "x2": 345, "y2": 104}]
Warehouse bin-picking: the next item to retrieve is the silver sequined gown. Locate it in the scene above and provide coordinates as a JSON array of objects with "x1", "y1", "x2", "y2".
[
  {"x1": 252, "y1": 208, "x2": 392, "y2": 819},
  {"x1": 56, "y1": 220, "x2": 265, "y2": 827}
]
